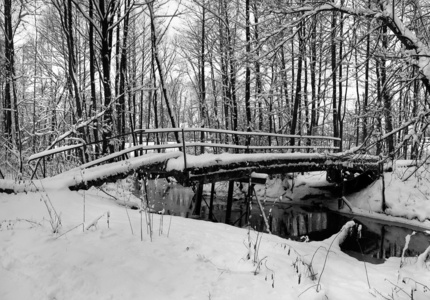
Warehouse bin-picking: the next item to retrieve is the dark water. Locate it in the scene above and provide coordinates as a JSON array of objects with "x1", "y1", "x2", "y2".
[{"x1": 141, "y1": 180, "x2": 430, "y2": 263}]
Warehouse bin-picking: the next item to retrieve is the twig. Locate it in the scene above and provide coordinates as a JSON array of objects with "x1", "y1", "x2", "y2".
[
  {"x1": 124, "y1": 204, "x2": 134, "y2": 235},
  {"x1": 55, "y1": 223, "x2": 84, "y2": 239},
  {"x1": 253, "y1": 187, "x2": 271, "y2": 234},
  {"x1": 356, "y1": 239, "x2": 371, "y2": 289},
  {"x1": 254, "y1": 256, "x2": 268, "y2": 275},
  {"x1": 372, "y1": 288, "x2": 393, "y2": 300},
  {"x1": 167, "y1": 214, "x2": 173, "y2": 237},
  {"x1": 38, "y1": 180, "x2": 60, "y2": 221},
  {"x1": 402, "y1": 154, "x2": 430, "y2": 181},
  {"x1": 96, "y1": 186, "x2": 118, "y2": 200},
  {"x1": 16, "y1": 218, "x2": 42, "y2": 227},
  {"x1": 316, "y1": 228, "x2": 346, "y2": 291},
  {"x1": 83, "y1": 190, "x2": 86, "y2": 232},
  {"x1": 32, "y1": 181, "x2": 61, "y2": 233},
  {"x1": 298, "y1": 284, "x2": 321, "y2": 298},
  {"x1": 402, "y1": 277, "x2": 430, "y2": 291},
  {"x1": 97, "y1": 186, "x2": 133, "y2": 235},
  {"x1": 310, "y1": 246, "x2": 329, "y2": 267},
  {"x1": 159, "y1": 211, "x2": 164, "y2": 236},
  {"x1": 385, "y1": 279, "x2": 412, "y2": 298}
]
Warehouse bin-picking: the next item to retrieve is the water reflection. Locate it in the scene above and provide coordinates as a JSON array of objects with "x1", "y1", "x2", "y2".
[{"x1": 140, "y1": 180, "x2": 430, "y2": 262}]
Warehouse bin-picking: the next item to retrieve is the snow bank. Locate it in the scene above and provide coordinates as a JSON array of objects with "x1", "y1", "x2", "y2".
[
  {"x1": 348, "y1": 165, "x2": 430, "y2": 222},
  {"x1": 322, "y1": 220, "x2": 356, "y2": 249},
  {"x1": 1, "y1": 188, "x2": 429, "y2": 300},
  {"x1": 416, "y1": 246, "x2": 430, "y2": 269}
]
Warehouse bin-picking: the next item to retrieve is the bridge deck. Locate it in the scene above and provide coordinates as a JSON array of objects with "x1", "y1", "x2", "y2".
[
  {"x1": 167, "y1": 152, "x2": 380, "y2": 184},
  {"x1": 0, "y1": 151, "x2": 380, "y2": 194}
]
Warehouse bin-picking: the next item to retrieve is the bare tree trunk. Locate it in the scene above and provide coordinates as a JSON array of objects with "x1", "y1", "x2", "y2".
[
  {"x1": 280, "y1": 45, "x2": 290, "y2": 132},
  {"x1": 53, "y1": 0, "x2": 83, "y2": 120},
  {"x1": 411, "y1": 70, "x2": 419, "y2": 159},
  {"x1": 252, "y1": 3, "x2": 262, "y2": 132},
  {"x1": 4, "y1": 0, "x2": 13, "y2": 141},
  {"x1": 89, "y1": 0, "x2": 99, "y2": 151},
  {"x1": 147, "y1": 1, "x2": 179, "y2": 143},
  {"x1": 218, "y1": 4, "x2": 230, "y2": 134},
  {"x1": 99, "y1": 0, "x2": 116, "y2": 154},
  {"x1": 375, "y1": 59, "x2": 382, "y2": 155},
  {"x1": 338, "y1": 4, "x2": 343, "y2": 151},
  {"x1": 199, "y1": 1, "x2": 207, "y2": 152},
  {"x1": 151, "y1": 53, "x2": 160, "y2": 147},
  {"x1": 362, "y1": 2, "x2": 371, "y2": 144},
  {"x1": 331, "y1": 8, "x2": 339, "y2": 149},
  {"x1": 245, "y1": 0, "x2": 252, "y2": 132},
  {"x1": 4, "y1": 0, "x2": 22, "y2": 171},
  {"x1": 290, "y1": 16, "x2": 303, "y2": 146},
  {"x1": 209, "y1": 54, "x2": 220, "y2": 129},
  {"x1": 118, "y1": 0, "x2": 131, "y2": 151},
  {"x1": 381, "y1": 24, "x2": 394, "y2": 156},
  {"x1": 223, "y1": 0, "x2": 238, "y2": 143},
  {"x1": 310, "y1": 15, "x2": 317, "y2": 137}
]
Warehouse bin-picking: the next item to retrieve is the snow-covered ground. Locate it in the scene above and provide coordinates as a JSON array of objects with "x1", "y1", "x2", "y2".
[
  {"x1": 348, "y1": 162, "x2": 430, "y2": 222},
  {"x1": 1, "y1": 180, "x2": 429, "y2": 299}
]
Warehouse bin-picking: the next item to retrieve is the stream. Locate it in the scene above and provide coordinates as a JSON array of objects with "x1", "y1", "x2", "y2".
[{"x1": 137, "y1": 180, "x2": 430, "y2": 264}]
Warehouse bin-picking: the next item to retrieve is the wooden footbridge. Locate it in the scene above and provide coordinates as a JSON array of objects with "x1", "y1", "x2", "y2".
[
  {"x1": 0, "y1": 128, "x2": 382, "y2": 225},
  {"x1": 28, "y1": 128, "x2": 380, "y2": 179},
  {"x1": 3, "y1": 128, "x2": 429, "y2": 240},
  {"x1": 1, "y1": 128, "x2": 380, "y2": 194}
]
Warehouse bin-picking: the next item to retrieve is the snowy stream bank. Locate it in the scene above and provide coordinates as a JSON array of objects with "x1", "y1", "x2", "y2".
[{"x1": 1, "y1": 164, "x2": 430, "y2": 299}]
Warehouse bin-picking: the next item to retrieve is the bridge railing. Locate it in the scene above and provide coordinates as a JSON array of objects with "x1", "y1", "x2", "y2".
[
  {"x1": 27, "y1": 128, "x2": 341, "y2": 179},
  {"x1": 174, "y1": 128, "x2": 339, "y2": 155}
]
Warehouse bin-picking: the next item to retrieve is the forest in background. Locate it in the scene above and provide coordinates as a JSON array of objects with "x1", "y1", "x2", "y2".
[{"x1": 1, "y1": 0, "x2": 430, "y2": 178}]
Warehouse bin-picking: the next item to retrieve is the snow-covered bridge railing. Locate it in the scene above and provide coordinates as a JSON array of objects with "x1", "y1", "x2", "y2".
[{"x1": 27, "y1": 128, "x2": 341, "y2": 179}]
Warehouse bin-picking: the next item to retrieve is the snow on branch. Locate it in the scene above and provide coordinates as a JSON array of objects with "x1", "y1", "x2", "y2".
[{"x1": 285, "y1": 1, "x2": 430, "y2": 92}]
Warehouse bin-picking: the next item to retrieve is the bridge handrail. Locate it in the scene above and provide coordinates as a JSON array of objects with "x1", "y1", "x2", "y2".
[
  {"x1": 27, "y1": 127, "x2": 341, "y2": 179},
  {"x1": 68, "y1": 143, "x2": 184, "y2": 171},
  {"x1": 34, "y1": 141, "x2": 339, "y2": 174},
  {"x1": 133, "y1": 127, "x2": 342, "y2": 142},
  {"x1": 29, "y1": 141, "x2": 339, "y2": 164},
  {"x1": 184, "y1": 142, "x2": 338, "y2": 150},
  {"x1": 28, "y1": 143, "x2": 85, "y2": 162}
]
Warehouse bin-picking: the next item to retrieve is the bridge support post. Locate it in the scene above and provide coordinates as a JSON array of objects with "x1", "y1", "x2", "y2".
[
  {"x1": 209, "y1": 182, "x2": 215, "y2": 221},
  {"x1": 192, "y1": 180, "x2": 204, "y2": 217},
  {"x1": 379, "y1": 161, "x2": 387, "y2": 212},
  {"x1": 43, "y1": 157, "x2": 46, "y2": 178},
  {"x1": 225, "y1": 180, "x2": 234, "y2": 224},
  {"x1": 245, "y1": 183, "x2": 254, "y2": 225}
]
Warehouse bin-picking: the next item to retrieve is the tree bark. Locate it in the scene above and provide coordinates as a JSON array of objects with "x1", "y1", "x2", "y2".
[{"x1": 99, "y1": 0, "x2": 116, "y2": 154}]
